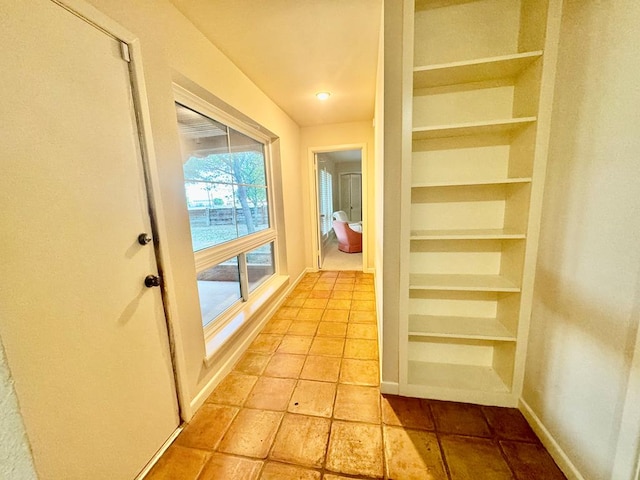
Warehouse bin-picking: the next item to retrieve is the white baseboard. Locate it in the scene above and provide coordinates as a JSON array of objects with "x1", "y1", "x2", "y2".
[
  {"x1": 380, "y1": 381, "x2": 399, "y2": 395},
  {"x1": 135, "y1": 425, "x2": 183, "y2": 480},
  {"x1": 519, "y1": 399, "x2": 586, "y2": 480}
]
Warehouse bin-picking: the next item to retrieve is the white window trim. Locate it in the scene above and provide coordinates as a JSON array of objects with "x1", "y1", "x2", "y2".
[
  {"x1": 193, "y1": 229, "x2": 276, "y2": 273},
  {"x1": 203, "y1": 272, "x2": 288, "y2": 365},
  {"x1": 174, "y1": 84, "x2": 281, "y2": 342}
]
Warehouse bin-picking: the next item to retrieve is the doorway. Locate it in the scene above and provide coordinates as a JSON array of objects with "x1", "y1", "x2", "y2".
[
  {"x1": 0, "y1": 1, "x2": 179, "y2": 478},
  {"x1": 314, "y1": 148, "x2": 364, "y2": 271}
]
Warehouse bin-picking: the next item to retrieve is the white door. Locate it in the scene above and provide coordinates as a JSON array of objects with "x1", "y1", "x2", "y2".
[
  {"x1": 0, "y1": 1, "x2": 179, "y2": 479},
  {"x1": 340, "y1": 173, "x2": 362, "y2": 222}
]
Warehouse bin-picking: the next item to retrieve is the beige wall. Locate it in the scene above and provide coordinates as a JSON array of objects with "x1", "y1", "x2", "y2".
[
  {"x1": 84, "y1": 0, "x2": 306, "y2": 415},
  {"x1": 300, "y1": 121, "x2": 376, "y2": 271},
  {"x1": 523, "y1": 1, "x2": 640, "y2": 478}
]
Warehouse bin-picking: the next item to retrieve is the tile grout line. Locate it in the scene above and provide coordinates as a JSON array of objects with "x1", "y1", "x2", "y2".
[
  {"x1": 179, "y1": 270, "x2": 379, "y2": 479},
  {"x1": 427, "y1": 401, "x2": 454, "y2": 480},
  {"x1": 480, "y1": 406, "x2": 521, "y2": 480}
]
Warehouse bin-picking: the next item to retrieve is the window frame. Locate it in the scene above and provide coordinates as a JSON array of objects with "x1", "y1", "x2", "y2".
[{"x1": 174, "y1": 85, "x2": 279, "y2": 337}]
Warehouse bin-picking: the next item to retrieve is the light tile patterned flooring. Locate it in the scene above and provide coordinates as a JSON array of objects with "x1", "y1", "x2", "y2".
[{"x1": 146, "y1": 271, "x2": 566, "y2": 480}]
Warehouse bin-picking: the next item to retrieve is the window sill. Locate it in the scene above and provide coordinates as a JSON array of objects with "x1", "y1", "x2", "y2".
[{"x1": 203, "y1": 274, "x2": 289, "y2": 366}]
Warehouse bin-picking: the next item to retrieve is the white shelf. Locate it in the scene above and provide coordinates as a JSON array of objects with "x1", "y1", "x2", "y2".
[
  {"x1": 407, "y1": 361, "x2": 510, "y2": 393},
  {"x1": 399, "y1": 0, "x2": 560, "y2": 408},
  {"x1": 409, "y1": 274, "x2": 520, "y2": 292},
  {"x1": 411, "y1": 177, "x2": 531, "y2": 188},
  {"x1": 410, "y1": 229, "x2": 526, "y2": 240},
  {"x1": 412, "y1": 117, "x2": 536, "y2": 140},
  {"x1": 409, "y1": 315, "x2": 516, "y2": 341},
  {"x1": 413, "y1": 51, "x2": 543, "y2": 89}
]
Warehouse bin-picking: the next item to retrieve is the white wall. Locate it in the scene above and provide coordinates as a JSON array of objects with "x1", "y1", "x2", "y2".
[{"x1": 522, "y1": 1, "x2": 640, "y2": 478}]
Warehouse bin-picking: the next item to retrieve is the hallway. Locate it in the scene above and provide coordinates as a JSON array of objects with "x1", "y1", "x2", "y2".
[{"x1": 147, "y1": 271, "x2": 565, "y2": 479}]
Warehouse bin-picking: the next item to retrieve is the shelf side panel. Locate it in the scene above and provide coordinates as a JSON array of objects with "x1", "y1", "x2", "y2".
[
  {"x1": 493, "y1": 342, "x2": 517, "y2": 389},
  {"x1": 518, "y1": 0, "x2": 549, "y2": 52},
  {"x1": 508, "y1": 124, "x2": 537, "y2": 178}
]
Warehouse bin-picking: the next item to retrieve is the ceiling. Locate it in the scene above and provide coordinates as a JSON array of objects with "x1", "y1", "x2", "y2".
[
  {"x1": 169, "y1": 0, "x2": 382, "y2": 127},
  {"x1": 318, "y1": 149, "x2": 362, "y2": 163}
]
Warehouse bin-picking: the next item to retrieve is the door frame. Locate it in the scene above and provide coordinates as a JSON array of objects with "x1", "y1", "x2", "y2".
[
  {"x1": 54, "y1": 0, "x2": 187, "y2": 418},
  {"x1": 308, "y1": 143, "x2": 368, "y2": 271},
  {"x1": 314, "y1": 154, "x2": 328, "y2": 268}
]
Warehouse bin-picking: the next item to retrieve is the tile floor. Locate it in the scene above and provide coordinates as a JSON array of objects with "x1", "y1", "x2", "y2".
[{"x1": 147, "y1": 271, "x2": 566, "y2": 480}]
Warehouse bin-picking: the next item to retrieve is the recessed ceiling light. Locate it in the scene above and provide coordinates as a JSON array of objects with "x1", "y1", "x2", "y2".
[{"x1": 316, "y1": 92, "x2": 331, "y2": 101}]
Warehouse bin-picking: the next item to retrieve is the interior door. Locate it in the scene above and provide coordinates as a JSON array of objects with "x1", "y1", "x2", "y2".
[
  {"x1": 340, "y1": 173, "x2": 362, "y2": 222},
  {"x1": 340, "y1": 174, "x2": 351, "y2": 219},
  {"x1": 0, "y1": 1, "x2": 179, "y2": 479},
  {"x1": 350, "y1": 173, "x2": 363, "y2": 222}
]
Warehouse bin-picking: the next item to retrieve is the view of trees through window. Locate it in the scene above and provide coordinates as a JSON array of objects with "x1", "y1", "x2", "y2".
[
  {"x1": 176, "y1": 103, "x2": 270, "y2": 251},
  {"x1": 175, "y1": 101, "x2": 276, "y2": 327}
]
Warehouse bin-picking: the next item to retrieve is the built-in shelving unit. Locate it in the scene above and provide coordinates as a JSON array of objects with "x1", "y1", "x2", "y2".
[{"x1": 397, "y1": 0, "x2": 561, "y2": 406}]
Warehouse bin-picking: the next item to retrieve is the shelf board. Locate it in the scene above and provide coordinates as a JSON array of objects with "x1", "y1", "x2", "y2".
[
  {"x1": 411, "y1": 177, "x2": 531, "y2": 189},
  {"x1": 409, "y1": 315, "x2": 516, "y2": 341},
  {"x1": 410, "y1": 229, "x2": 526, "y2": 240},
  {"x1": 409, "y1": 274, "x2": 520, "y2": 292},
  {"x1": 408, "y1": 361, "x2": 510, "y2": 393},
  {"x1": 412, "y1": 117, "x2": 536, "y2": 140},
  {"x1": 413, "y1": 51, "x2": 543, "y2": 89}
]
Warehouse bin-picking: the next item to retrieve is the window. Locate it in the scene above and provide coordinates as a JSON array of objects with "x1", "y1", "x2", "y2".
[
  {"x1": 318, "y1": 164, "x2": 333, "y2": 237},
  {"x1": 175, "y1": 101, "x2": 277, "y2": 330}
]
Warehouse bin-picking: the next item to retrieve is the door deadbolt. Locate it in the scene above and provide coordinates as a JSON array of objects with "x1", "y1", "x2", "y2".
[
  {"x1": 138, "y1": 233, "x2": 152, "y2": 245},
  {"x1": 144, "y1": 275, "x2": 161, "y2": 288}
]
